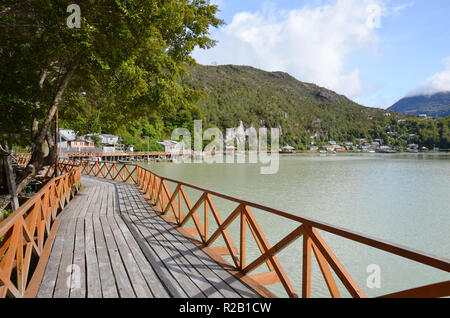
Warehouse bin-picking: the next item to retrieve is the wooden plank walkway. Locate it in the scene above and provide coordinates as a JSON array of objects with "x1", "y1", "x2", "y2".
[{"x1": 37, "y1": 176, "x2": 261, "y2": 298}]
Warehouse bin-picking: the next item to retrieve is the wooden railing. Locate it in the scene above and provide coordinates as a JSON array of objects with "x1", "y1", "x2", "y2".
[
  {"x1": 80, "y1": 161, "x2": 450, "y2": 298},
  {"x1": 0, "y1": 165, "x2": 81, "y2": 298},
  {"x1": 12, "y1": 154, "x2": 31, "y2": 166}
]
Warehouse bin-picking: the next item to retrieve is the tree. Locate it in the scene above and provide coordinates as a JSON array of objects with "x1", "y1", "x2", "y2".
[{"x1": 0, "y1": 0, "x2": 223, "y2": 208}]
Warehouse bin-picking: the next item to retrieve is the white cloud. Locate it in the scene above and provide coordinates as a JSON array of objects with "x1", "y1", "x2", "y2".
[
  {"x1": 194, "y1": 0, "x2": 389, "y2": 99},
  {"x1": 409, "y1": 57, "x2": 450, "y2": 96},
  {"x1": 392, "y1": 1, "x2": 415, "y2": 15}
]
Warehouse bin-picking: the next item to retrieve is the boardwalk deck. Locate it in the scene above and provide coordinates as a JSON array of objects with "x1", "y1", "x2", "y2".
[{"x1": 37, "y1": 176, "x2": 261, "y2": 298}]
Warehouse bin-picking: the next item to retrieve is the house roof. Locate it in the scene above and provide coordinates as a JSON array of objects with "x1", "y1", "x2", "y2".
[{"x1": 157, "y1": 140, "x2": 179, "y2": 146}]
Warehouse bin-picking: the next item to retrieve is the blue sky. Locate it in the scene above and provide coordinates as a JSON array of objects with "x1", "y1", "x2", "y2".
[{"x1": 193, "y1": 0, "x2": 450, "y2": 109}]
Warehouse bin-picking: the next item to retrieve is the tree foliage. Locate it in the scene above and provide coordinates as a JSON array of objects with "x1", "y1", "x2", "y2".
[{"x1": 0, "y1": 0, "x2": 223, "y2": 193}]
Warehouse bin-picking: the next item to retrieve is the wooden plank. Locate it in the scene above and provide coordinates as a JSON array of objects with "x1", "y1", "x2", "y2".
[
  {"x1": 92, "y1": 186, "x2": 118, "y2": 298},
  {"x1": 120, "y1": 183, "x2": 260, "y2": 298},
  {"x1": 118, "y1": 185, "x2": 202, "y2": 297},
  {"x1": 84, "y1": 186, "x2": 102, "y2": 298},
  {"x1": 131, "y1": 198, "x2": 229, "y2": 298},
  {"x1": 106, "y1": 212, "x2": 153, "y2": 298},
  {"x1": 132, "y1": 185, "x2": 258, "y2": 298},
  {"x1": 177, "y1": 227, "x2": 271, "y2": 299},
  {"x1": 110, "y1": 189, "x2": 170, "y2": 298},
  {"x1": 37, "y1": 217, "x2": 69, "y2": 297},
  {"x1": 70, "y1": 216, "x2": 86, "y2": 298},
  {"x1": 147, "y1": 213, "x2": 242, "y2": 298},
  {"x1": 119, "y1": 209, "x2": 188, "y2": 298},
  {"x1": 37, "y1": 184, "x2": 88, "y2": 298},
  {"x1": 117, "y1": 186, "x2": 202, "y2": 297},
  {"x1": 99, "y1": 215, "x2": 136, "y2": 298}
]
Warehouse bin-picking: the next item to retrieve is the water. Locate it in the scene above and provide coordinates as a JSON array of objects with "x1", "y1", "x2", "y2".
[{"x1": 140, "y1": 153, "x2": 450, "y2": 298}]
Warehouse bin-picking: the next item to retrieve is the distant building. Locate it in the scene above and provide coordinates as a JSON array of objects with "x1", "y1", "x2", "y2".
[
  {"x1": 68, "y1": 139, "x2": 95, "y2": 150},
  {"x1": 59, "y1": 129, "x2": 76, "y2": 141},
  {"x1": 282, "y1": 145, "x2": 295, "y2": 152},
  {"x1": 157, "y1": 140, "x2": 183, "y2": 153},
  {"x1": 86, "y1": 134, "x2": 120, "y2": 145}
]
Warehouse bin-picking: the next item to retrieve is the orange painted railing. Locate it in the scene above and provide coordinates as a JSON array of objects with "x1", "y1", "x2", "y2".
[
  {"x1": 0, "y1": 165, "x2": 81, "y2": 298},
  {"x1": 81, "y1": 161, "x2": 450, "y2": 298},
  {"x1": 12, "y1": 154, "x2": 31, "y2": 166}
]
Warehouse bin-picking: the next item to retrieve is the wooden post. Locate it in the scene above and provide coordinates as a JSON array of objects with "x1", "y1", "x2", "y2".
[
  {"x1": 302, "y1": 225, "x2": 312, "y2": 298},
  {"x1": 54, "y1": 109, "x2": 59, "y2": 177}
]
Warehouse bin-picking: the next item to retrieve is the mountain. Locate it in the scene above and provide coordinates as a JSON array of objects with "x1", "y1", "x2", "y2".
[
  {"x1": 388, "y1": 92, "x2": 450, "y2": 118},
  {"x1": 182, "y1": 64, "x2": 391, "y2": 147}
]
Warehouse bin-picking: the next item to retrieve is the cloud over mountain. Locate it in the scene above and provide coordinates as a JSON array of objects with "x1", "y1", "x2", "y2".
[
  {"x1": 194, "y1": 0, "x2": 387, "y2": 100},
  {"x1": 408, "y1": 57, "x2": 450, "y2": 96}
]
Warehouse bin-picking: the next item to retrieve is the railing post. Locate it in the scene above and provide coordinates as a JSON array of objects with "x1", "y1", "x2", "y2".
[
  {"x1": 240, "y1": 207, "x2": 246, "y2": 271},
  {"x1": 302, "y1": 225, "x2": 312, "y2": 298},
  {"x1": 204, "y1": 200, "x2": 209, "y2": 242}
]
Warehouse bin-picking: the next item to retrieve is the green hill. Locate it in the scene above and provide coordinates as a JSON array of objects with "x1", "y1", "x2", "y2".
[{"x1": 183, "y1": 64, "x2": 393, "y2": 147}]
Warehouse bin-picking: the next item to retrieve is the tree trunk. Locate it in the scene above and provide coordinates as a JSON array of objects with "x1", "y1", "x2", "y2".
[
  {"x1": 0, "y1": 142, "x2": 19, "y2": 211},
  {"x1": 14, "y1": 63, "x2": 77, "y2": 193},
  {"x1": 3, "y1": 158, "x2": 19, "y2": 211}
]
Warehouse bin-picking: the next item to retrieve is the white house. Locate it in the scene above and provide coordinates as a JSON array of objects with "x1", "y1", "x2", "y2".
[
  {"x1": 157, "y1": 140, "x2": 183, "y2": 153},
  {"x1": 86, "y1": 134, "x2": 120, "y2": 145},
  {"x1": 59, "y1": 129, "x2": 76, "y2": 141}
]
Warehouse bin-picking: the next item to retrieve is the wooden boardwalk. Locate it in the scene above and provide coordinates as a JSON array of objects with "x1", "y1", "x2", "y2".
[{"x1": 37, "y1": 176, "x2": 260, "y2": 298}]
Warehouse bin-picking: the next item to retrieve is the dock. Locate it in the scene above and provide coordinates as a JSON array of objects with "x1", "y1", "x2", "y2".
[{"x1": 37, "y1": 176, "x2": 260, "y2": 298}]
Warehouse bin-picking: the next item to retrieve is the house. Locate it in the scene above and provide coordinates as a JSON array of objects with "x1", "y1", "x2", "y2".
[
  {"x1": 86, "y1": 134, "x2": 120, "y2": 145},
  {"x1": 157, "y1": 140, "x2": 183, "y2": 153},
  {"x1": 374, "y1": 139, "x2": 384, "y2": 145},
  {"x1": 281, "y1": 145, "x2": 295, "y2": 152},
  {"x1": 68, "y1": 139, "x2": 95, "y2": 150},
  {"x1": 335, "y1": 146, "x2": 347, "y2": 152},
  {"x1": 59, "y1": 129, "x2": 76, "y2": 141}
]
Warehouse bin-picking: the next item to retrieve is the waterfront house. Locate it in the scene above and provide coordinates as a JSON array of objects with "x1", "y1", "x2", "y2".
[
  {"x1": 157, "y1": 140, "x2": 183, "y2": 153},
  {"x1": 281, "y1": 145, "x2": 295, "y2": 153},
  {"x1": 68, "y1": 139, "x2": 95, "y2": 151},
  {"x1": 59, "y1": 129, "x2": 76, "y2": 141}
]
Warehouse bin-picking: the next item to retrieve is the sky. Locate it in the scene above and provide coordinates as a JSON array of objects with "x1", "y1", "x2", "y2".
[{"x1": 192, "y1": 0, "x2": 450, "y2": 109}]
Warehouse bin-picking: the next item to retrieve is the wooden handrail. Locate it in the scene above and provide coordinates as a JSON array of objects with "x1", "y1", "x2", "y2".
[
  {"x1": 0, "y1": 165, "x2": 81, "y2": 298},
  {"x1": 81, "y1": 161, "x2": 450, "y2": 298}
]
